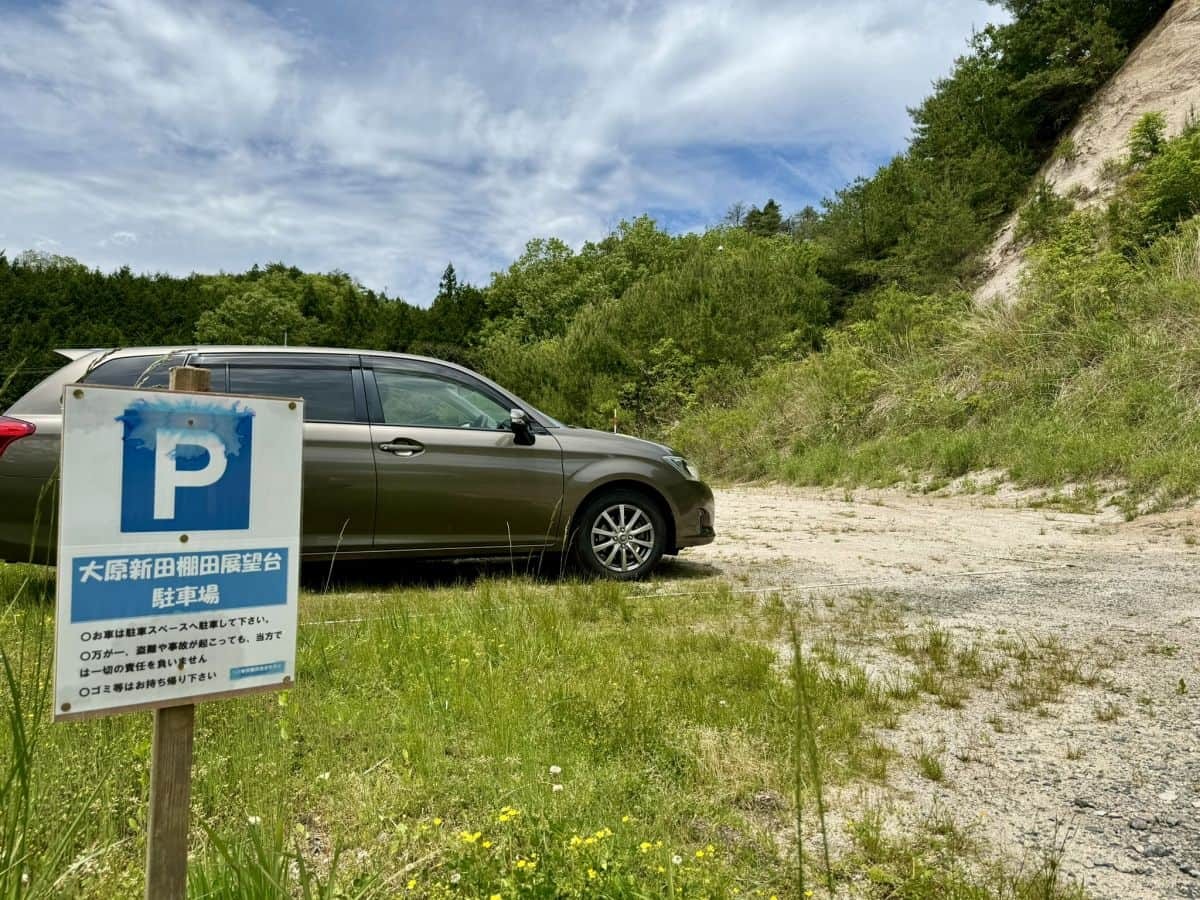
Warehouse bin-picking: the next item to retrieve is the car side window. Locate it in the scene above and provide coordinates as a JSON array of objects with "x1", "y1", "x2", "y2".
[
  {"x1": 227, "y1": 366, "x2": 356, "y2": 423},
  {"x1": 81, "y1": 353, "x2": 187, "y2": 388},
  {"x1": 374, "y1": 370, "x2": 511, "y2": 430}
]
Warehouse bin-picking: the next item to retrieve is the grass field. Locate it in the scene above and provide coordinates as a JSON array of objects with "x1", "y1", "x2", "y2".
[{"x1": 0, "y1": 561, "x2": 1086, "y2": 898}]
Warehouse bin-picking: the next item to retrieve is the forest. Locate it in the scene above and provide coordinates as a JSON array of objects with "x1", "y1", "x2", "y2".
[{"x1": 2, "y1": 0, "x2": 1187, "y2": 500}]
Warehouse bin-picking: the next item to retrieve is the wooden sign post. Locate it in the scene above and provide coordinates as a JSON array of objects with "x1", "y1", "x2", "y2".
[{"x1": 144, "y1": 365, "x2": 209, "y2": 898}]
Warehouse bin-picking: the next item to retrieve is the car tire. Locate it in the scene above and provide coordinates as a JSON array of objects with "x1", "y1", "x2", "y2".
[{"x1": 572, "y1": 489, "x2": 667, "y2": 580}]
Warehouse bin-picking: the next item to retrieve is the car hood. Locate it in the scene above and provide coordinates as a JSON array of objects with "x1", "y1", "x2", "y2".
[{"x1": 551, "y1": 427, "x2": 674, "y2": 459}]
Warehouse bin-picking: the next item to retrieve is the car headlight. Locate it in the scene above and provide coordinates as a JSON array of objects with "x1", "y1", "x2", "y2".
[{"x1": 663, "y1": 455, "x2": 701, "y2": 481}]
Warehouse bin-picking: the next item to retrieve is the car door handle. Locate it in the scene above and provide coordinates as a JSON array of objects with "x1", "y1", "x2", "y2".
[{"x1": 378, "y1": 438, "x2": 424, "y2": 457}]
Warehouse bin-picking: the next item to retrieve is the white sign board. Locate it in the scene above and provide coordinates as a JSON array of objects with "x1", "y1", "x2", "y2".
[{"x1": 54, "y1": 384, "x2": 303, "y2": 721}]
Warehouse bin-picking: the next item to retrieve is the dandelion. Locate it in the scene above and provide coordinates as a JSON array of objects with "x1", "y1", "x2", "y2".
[
  {"x1": 450, "y1": 873, "x2": 461, "y2": 884},
  {"x1": 549, "y1": 764, "x2": 562, "y2": 775},
  {"x1": 695, "y1": 849, "x2": 705, "y2": 859},
  {"x1": 638, "y1": 841, "x2": 653, "y2": 853},
  {"x1": 406, "y1": 879, "x2": 417, "y2": 890},
  {"x1": 459, "y1": 830, "x2": 482, "y2": 843},
  {"x1": 432, "y1": 817, "x2": 443, "y2": 826},
  {"x1": 588, "y1": 868, "x2": 598, "y2": 880},
  {"x1": 621, "y1": 815, "x2": 632, "y2": 823},
  {"x1": 671, "y1": 854, "x2": 683, "y2": 865},
  {"x1": 490, "y1": 895, "x2": 502, "y2": 900},
  {"x1": 247, "y1": 815, "x2": 262, "y2": 826},
  {"x1": 552, "y1": 783, "x2": 563, "y2": 792}
]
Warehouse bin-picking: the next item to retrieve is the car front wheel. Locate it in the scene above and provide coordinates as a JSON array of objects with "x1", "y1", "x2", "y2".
[{"x1": 573, "y1": 490, "x2": 667, "y2": 580}]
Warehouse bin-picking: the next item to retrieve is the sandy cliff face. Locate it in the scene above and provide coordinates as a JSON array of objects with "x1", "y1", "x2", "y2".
[{"x1": 974, "y1": 0, "x2": 1200, "y2": 305}]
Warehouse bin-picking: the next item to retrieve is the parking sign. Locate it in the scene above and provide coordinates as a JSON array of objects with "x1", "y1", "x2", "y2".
[{"x1": 54, "y1": 384, "x2": 303, "y2": 721}]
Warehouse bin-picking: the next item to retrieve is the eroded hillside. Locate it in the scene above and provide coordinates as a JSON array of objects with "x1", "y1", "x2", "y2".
[{"x1": 976, "y1": 0, "x2": 1200, "y2": 304}]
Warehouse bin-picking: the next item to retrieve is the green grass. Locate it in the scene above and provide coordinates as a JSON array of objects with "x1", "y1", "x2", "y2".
[
  {"x1": 0, "y1": 566, "x2": 1097, "y2": 898},
  {"x1": 0, "y1": 563, "x2": 902, "y2": 898},
  {"x1": 841, "y1": 808, "x2": 1086, "y2": 900}
]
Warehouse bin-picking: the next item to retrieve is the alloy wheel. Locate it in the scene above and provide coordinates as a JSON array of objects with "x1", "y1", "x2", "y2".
[{"x1": 589, "y1": 503, "x2": 656, "y2": 573}]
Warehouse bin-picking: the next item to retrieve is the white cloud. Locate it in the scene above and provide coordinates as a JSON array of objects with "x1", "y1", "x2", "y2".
[{"x1": 0, "y1": 0, "x2": 1003, "y2": 301}]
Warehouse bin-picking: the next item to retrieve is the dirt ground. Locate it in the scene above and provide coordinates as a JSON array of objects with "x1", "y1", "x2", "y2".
[{"x1": 671, "y1": 484, "x2": 1200, "y2": 899}]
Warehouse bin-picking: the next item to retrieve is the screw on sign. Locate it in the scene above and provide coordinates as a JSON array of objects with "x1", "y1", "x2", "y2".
[{"x1": 52, "y1": 366, "x2": 303, "y2": 899}]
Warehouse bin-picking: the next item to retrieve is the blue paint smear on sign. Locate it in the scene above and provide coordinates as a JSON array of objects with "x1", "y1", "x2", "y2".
[
  {"x1": 117, "y1": 397, "x2": 255, "y2": 533},
  {"x1": 70, "y1": 548, "x2": 288, "y2": 623}
]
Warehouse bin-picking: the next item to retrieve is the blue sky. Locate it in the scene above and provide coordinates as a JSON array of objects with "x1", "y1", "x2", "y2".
[{"x1": 0, "y1": 0, "x2": 1003, "y2": 304}]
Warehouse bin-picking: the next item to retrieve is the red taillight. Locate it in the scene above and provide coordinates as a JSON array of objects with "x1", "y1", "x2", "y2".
[{"x1": 0, "y1": 416, "x2": 36, "y2": 458}]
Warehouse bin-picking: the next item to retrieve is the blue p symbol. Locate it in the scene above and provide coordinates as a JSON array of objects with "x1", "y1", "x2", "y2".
[{"x1": 118, "y1": 399, "x2": 254, "y2": 532}]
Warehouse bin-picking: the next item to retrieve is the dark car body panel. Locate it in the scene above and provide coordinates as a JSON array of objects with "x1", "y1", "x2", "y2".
[{"x1": 0, "y1": 346, "x2": 715, "y2": 566}]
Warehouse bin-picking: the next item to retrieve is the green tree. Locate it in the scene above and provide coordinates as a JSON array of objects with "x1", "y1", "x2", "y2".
[
  {"x1": 744, "y1": 199, "x2": 784, "y2": 236},
  {"x1": 194, "y1": 287, "x2": 311, "y2": 345}
]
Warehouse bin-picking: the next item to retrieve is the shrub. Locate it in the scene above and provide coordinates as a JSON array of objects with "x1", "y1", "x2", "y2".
[
  {"x1": 1015, "y1": 180, "x2": 1074, "y2": 245},
  {"x1": 1129, "y1": 111, "x2": 1167, "y2": 167}
]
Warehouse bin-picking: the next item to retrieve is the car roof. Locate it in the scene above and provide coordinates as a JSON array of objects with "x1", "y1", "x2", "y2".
[
  {"x1": 66, "y1": 345, "x2": 451, "y2": 365},
  {"x1": 28, "y1": 346, "x2": 565, "y2": 429}
]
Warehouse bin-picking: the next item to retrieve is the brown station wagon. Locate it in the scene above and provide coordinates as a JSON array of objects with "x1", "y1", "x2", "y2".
[{"x1": 0, "y1": 347, "x2": 715, "y2": 579}]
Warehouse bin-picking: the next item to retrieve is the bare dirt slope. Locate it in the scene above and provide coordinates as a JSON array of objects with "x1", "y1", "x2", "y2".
[
  {"x1": 675, "y1": 485, "x2": 1200, "y2": 899},
  {"x1": 975, "y1": 0, "x2": 1200, "y2": 306}
]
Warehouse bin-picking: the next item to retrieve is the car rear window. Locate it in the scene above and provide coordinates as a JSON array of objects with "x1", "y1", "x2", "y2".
[
  {"x1": 226, "y1": 366, "x2": 356, "y2": 423},
  {"x1": 80, "y1": 353, "x2": 186, "y2": 388}
]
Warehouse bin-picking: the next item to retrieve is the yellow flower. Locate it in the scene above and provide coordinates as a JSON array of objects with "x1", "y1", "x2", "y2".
[
  {"x1": 621, "y1": 815, "x2": 632, "y2": 823},
  {"x1": 587, "y1": 868, "x2": 598, "y2": 880},
  {"x1": 490, "y1": 895, "x2": 502, "y2": 900},
  {"x1": 696, "y1": 849, "x2": 705, "y2": 859},
  {"x1": 638, "y1": 841, "x2": 653, "y2": 853},
  {"x1": 482, "y1": 840, "x2": 493, "y2": 849},
  {"x1": 406, "y1": 879, "x2": 416, "y2": 890},
  {"x1": 432, "y1": 817, "x2": 442, "y2": 826},
  {"x1": 459, "y1": 830, "x2": 482, "y2": 843}
]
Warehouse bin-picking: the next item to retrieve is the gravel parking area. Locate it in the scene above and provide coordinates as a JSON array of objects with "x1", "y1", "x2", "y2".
[{"x1": 671, "y1": 485, "x2": 1200, "y2": 899}]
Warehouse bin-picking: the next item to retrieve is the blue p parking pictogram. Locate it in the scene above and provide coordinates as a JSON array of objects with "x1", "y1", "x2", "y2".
[{"x1": 117, "y1": 398, "x2": 255, "y2": 532}]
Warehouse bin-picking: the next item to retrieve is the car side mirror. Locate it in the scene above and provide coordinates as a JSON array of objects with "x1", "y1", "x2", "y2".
[{"x1": 510, "y1": 408, "x2": 535, "y2": 445}]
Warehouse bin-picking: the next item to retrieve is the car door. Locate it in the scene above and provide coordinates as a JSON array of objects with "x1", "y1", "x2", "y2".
[
  {"x1": 364, "y1": 359, "x2": 564, "y2": 553},
  {"x1": 190, "y1": 352, "x2": 377, "y2": 557}
]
